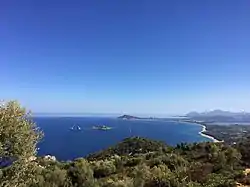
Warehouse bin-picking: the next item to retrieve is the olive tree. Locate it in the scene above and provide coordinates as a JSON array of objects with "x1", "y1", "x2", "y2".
[{"x1": 0, "y1": 101, "x2": 43, "y2": 187}]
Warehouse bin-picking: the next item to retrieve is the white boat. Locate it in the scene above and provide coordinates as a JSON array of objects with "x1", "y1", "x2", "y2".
[{"x1": 70, "y1": 124, "x2": 81, "y2": 131}]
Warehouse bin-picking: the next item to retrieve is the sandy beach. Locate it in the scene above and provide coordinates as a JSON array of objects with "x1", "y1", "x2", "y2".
[
  {"x1": 199, "y1": 125, "x2": 220, "y2": 142},
  {"x1": 180, "y1": 120, "x2": 221, "y2": 142}
]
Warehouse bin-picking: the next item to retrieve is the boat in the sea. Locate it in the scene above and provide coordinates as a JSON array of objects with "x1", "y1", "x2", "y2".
[
  {"x1": 70, "y1": 124, "x2": 81, "y2": 131},
  {"x1": 92, "y1": 125, "x2": 112, "y2": 131}
]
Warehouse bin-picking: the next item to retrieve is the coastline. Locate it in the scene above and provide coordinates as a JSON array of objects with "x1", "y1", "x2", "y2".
[
  {"x1": 179, "y1": 120, "x2": 221, "y2": 142},
  {"x1": 199, "y1": 125, "x2": 220, "y2": 142}
]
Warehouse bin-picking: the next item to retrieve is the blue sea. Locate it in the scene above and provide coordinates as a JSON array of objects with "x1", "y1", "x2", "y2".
[{"x1": 35, "y1": 117, "x2": 211, "y2": 161}]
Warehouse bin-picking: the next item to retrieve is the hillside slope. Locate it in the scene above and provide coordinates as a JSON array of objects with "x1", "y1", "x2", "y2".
[{"x1": 26, "y1": 137, "x2": 250, "y2": 187}]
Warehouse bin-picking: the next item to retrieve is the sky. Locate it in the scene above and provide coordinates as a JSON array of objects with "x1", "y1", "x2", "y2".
[{"x1": 1, "y1": 0, "x2": 250, "y2": 115}]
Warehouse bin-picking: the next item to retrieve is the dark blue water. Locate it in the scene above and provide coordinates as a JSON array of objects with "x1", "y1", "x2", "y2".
[{"x1": 35, "y1": 117, "x2": 210, "y2": 161}]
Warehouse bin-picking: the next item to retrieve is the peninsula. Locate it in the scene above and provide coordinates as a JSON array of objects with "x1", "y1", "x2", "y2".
[
  {"x1": 118, "y1": 115, "x2": 141, "y2": 120},
  {"x1": 118, "y1": 114, "x2": 155, "y2": 120}
]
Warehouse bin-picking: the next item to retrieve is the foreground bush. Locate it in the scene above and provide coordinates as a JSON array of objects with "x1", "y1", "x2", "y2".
[{"x1": 0, "y1": 101, "x2": 42, "y2": 187}]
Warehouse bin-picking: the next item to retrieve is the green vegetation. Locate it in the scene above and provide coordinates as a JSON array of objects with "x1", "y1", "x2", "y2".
[
  {"x1": 2, "y1": 101, "x2": 250, "y2": 187},
  {"x1": 0, "y1": 101, "x2": 43, "y2": 187},
  {"x1": 203, "y1": 124, "x2": 250, "y2": 144},
  {"x1": 29, "y1": 138, "x2": 250, "y2": 187}
]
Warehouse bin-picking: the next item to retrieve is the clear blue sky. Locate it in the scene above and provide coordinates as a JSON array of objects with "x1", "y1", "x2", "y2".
[{"x1": 1, "y1": 0, "x2": 250, "y2": 115}]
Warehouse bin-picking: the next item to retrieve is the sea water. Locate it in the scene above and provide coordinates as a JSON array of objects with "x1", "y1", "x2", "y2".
[{"x1": 35, "y1": 117, "x2": 210, "y2": 161}]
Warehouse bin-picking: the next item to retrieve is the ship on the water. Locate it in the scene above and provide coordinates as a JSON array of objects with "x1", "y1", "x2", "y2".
[
  {"x1": 70, "y1": 124, "x2": 81, "y2": 131},
  {"x1": 92, "y1": 125, "x2": 112, "y2": 131}
]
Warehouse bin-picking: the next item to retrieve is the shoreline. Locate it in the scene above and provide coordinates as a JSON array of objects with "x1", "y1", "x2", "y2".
[
  {"x1": 179, "y1": 120, "x2": 221, "y2": 142},
  {"x1": 199, "y1": 125, "x2": 221, "y2": 142}
]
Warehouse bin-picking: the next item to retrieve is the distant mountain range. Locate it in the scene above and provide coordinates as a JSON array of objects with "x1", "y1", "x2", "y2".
[
  {"x1": 186, "y1": 110, "x2": 250, "y2": 123},
  {"x1": 187, "y1": 110, "x2": 250, "y2": 117}
]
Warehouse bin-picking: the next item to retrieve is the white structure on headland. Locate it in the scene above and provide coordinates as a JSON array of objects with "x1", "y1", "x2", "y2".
[{"x1": 44, "y1": 155, "x2": 56, "y2": 161}]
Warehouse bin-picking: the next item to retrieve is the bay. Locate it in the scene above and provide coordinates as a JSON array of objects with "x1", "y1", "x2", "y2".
[{"x1": 35, "y1": 117, "x2": 211, "y2": 161}]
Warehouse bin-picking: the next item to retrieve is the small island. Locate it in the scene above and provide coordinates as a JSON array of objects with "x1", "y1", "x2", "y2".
[{"x1": 92, "y1": 125, "x2": 112, "y2": 131}]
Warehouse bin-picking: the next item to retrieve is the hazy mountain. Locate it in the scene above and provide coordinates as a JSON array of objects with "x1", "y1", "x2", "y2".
[
  {"x1": 186, "y1": 111, "x2": 202, "y2": 117},
  {"x1": 187, "y1": 110, "x2": 250, "y2": 117},
  {"x1": 186, "y1": 110, "x2": 250, "y2": 123}
]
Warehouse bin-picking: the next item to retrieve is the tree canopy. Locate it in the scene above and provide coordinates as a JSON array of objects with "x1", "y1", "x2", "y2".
[{"x1": 0, "y1": 101, "x2": 42, "y2": 187}]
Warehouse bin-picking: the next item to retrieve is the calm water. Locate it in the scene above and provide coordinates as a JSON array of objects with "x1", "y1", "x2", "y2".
[{"x1": 35, "y1": 117, "x2": 210, "y2": 161}]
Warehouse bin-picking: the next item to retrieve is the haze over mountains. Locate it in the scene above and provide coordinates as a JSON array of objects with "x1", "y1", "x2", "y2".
[{"x1": 186, "y1": 110, "x2": 250, "y2": 123}]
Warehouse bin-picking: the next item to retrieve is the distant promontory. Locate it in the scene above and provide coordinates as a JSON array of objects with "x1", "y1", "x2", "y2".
[
  {"x1": 118, "y1": 115, "x2": 141, "y2": 120},
  {"x1": 118, "y1": 115, "x2": 156, "y2": 120}
]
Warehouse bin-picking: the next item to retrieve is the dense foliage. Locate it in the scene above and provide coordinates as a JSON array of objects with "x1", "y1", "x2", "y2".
[
  {"x1": 28, "y1": 137, "x2": 250, "y2": 187},
  {"x1": 2, "y1": 101, "x2": 250, "y2": 187},
  {"x1": 86, "y1": 137, "x2": 170, "y2": 161},
  {"x1": 0, "y1": 101, "x2": 42, "y2": 187}
]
